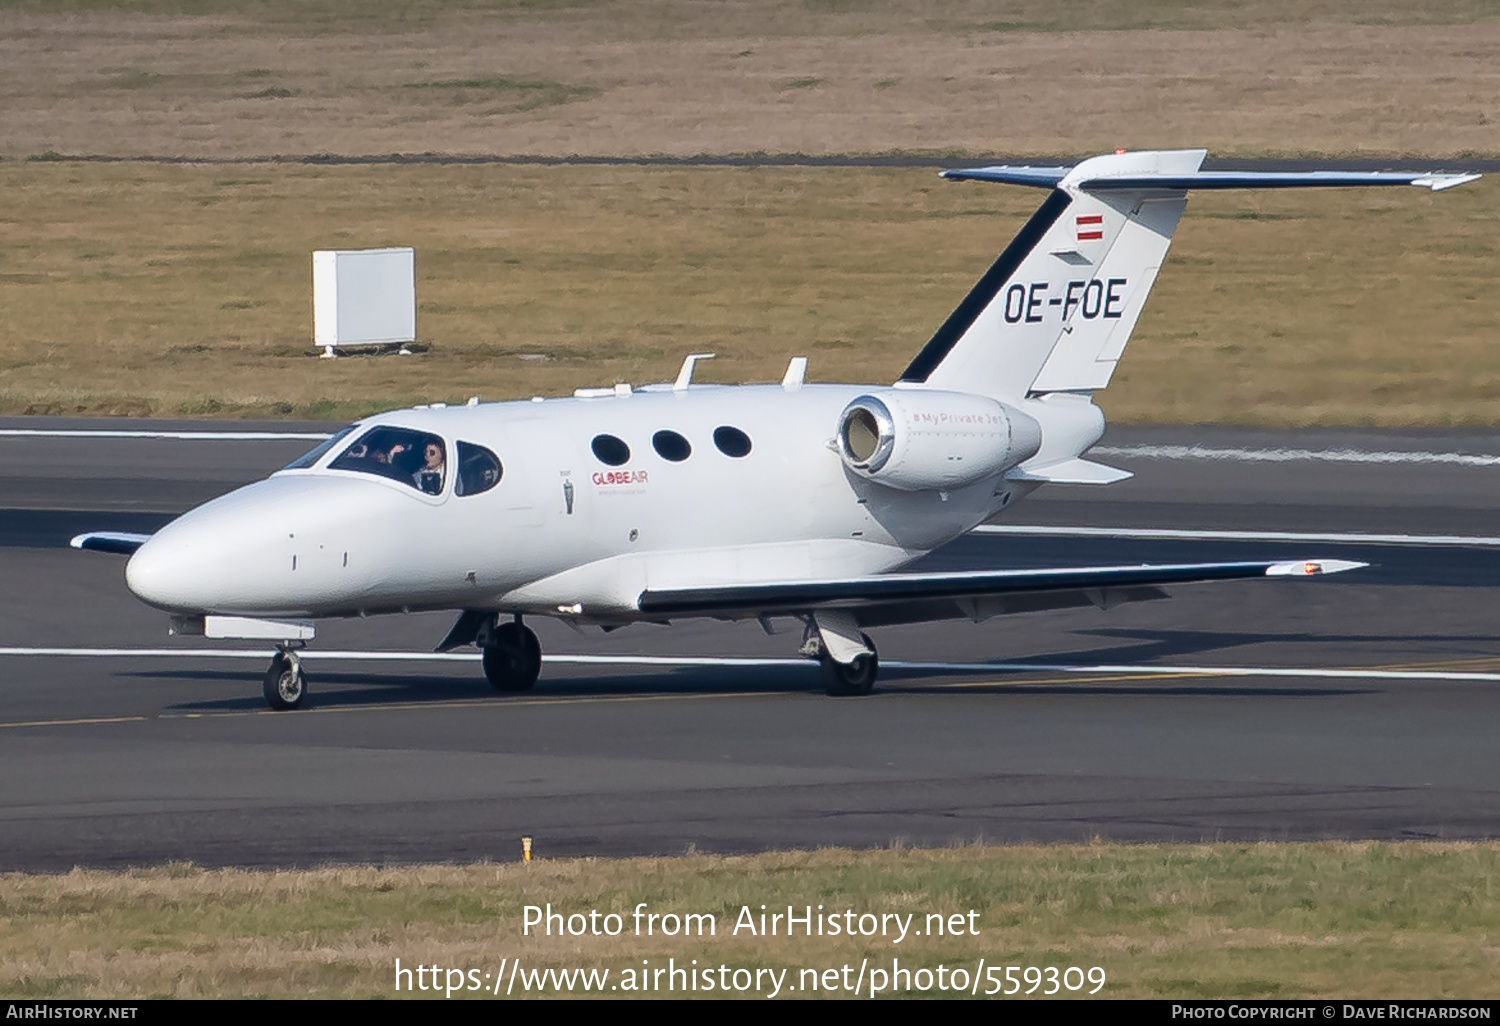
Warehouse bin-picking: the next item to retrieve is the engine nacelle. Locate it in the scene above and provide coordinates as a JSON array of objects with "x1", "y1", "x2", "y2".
[{"x1": 836, "y1": 389, "x2": 1042, "y2": 492}]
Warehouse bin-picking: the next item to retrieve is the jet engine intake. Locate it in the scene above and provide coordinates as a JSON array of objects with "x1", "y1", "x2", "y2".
[{"x1": 836, "y1": 389, "x2": 1042, "y2": 491}]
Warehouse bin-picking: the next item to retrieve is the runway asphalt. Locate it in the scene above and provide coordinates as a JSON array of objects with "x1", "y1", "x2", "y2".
[{"x1": 1, "y1": 417, "x2": 1498, "y2": 871}]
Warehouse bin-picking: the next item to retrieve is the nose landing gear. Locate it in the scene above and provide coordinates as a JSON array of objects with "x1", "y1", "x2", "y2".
[
  {"x1": 479, "y1": 615, "x2": 542, "y2": 692},
  {"x1": 263, "y1": 647, "x2": 307, "y2": 710}
]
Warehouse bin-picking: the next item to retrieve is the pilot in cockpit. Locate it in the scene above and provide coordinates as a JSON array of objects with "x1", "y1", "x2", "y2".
[{"x1": 414, "y1": 441, "x2": 445, "y2": 495}]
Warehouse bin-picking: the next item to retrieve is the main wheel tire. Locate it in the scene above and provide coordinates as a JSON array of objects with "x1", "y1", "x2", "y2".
[
  {"x1": 821, "y1": 633, "x2": 878, "y2": 697},
  {"x1": 482, "y1": 621, "x2": 542, "y2": 692},
  {"x1": 263, "y1": 653, "x2": 307, "y2": 710}
]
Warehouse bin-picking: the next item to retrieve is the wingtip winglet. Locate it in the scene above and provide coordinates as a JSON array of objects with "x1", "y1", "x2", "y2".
[
  {"x1": 1265, "y1": 558, "x2": 1369, "y2": 577},
  {"x1": 1413, "y1": 172, "x2": 1482, "y2": 191},
  {"x1": 70, "y1": 531, "x2": 152, "y2": 555}
]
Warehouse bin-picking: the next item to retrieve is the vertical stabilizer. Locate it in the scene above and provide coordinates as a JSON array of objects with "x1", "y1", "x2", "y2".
[
  {"x1": 900, "y1": 149, "x2": 1203, "y2": 401},
  {"x1": 899, "y1": 150, "x2": 1479, "y2": 403}
]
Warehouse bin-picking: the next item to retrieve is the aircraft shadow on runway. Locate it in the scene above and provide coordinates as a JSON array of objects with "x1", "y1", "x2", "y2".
[
  {"x1": 124, "y1": 657, "x2": 1374, "y2": 713},
  {"x1": 127, "y1": 664, "x2": 822, "y2": 712},
  {"x1": 1064, "y1": 626, "x2": 1500, "y2": 666}
]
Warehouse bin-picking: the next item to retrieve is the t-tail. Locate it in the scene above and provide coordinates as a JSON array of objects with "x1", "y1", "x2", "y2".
[{"x1": 899, "y1": 148, "x2": 1480, "y2": 403}]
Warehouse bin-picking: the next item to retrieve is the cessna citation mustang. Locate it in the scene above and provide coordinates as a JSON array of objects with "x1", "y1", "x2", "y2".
[{"x1": 75, "y1": 149, "x2": 1479, "y2": 710}]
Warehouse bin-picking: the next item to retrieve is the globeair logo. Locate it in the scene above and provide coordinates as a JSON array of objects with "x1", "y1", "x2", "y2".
[{"x1": 592, "y1": 470, "x2": 649, "y2": 486}]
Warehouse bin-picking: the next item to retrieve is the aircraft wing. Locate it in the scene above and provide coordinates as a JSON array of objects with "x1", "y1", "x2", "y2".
[
  {"x1": 637, "y1": 558, "x2": 1364, "y2": 627},
  {"x1": 70, "y1": 532, "x2": 152, "y2": 556}
]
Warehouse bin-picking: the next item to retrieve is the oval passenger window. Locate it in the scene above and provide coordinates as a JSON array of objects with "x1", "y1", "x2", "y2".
[
  {"x1": 455, "y1": 441, "x2": 503, "y2": 496},
  {"x1": 713, "y1": 425, "x2": 752, "y2": 458},
  {"x1": 591, "y1": 434, "x2": 631, "y2": 466},
  {"x1": 652, "y1": 430, "x2": 692, "y2": 462}
]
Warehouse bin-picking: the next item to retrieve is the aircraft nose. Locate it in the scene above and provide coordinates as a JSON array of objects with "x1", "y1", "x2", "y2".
[
  {"x1": 124, "y1": 474, "x2": 395, "y2": 615},
  {"x1": 125, "y1": 529, "x2": 209, "y2": 612},
  {"x1": 125, "y1": 490, "x2": 269, "y2": 612}
]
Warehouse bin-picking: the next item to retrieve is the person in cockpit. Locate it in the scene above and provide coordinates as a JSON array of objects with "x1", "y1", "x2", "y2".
[{"x1": 414, "y1": 441, "x2": 445, "y2": 495}]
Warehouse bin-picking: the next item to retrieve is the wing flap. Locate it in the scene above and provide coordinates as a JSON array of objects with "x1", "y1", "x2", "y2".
[
  {"x1": 637, "y1": 558, "x2": 1364, "y2": 618},
  {"x1": 850, "y1": 584, "x2": 1170, "y2": 628}
]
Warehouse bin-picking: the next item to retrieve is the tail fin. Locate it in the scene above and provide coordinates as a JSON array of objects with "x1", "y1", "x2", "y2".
[{"x1": 899, "y1": 149, "x2": 1479, "y2": 402}]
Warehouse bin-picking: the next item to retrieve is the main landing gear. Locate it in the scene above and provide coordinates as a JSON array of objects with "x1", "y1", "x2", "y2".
[
  {"x1": 821, "y1": 639, "x2": 879, "y2": 697},
  {"x1": 263, "y1": 647, "x2": 307, "y2": 711},
  {"x1": 434, "y1": 610, "x2": 544, "y2": 694},
  {"x1": 479, "y1": 615, "x2": 542, "y2": 692},
  {"x1": 801, "y1": 614, "x2": 879, "y2": 697}
]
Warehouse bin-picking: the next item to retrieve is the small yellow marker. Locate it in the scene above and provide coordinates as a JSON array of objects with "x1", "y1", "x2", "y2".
[{"x1": 522, "y1": 836, "x2": 533, "y2": 863}]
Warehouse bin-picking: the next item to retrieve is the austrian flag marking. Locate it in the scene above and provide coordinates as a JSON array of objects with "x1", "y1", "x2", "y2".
[{"x1": 1076, "y1": 214, "x2": 1104, "y2": 242}]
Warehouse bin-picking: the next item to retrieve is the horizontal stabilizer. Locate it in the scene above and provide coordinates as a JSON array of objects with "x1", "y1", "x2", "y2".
[
  {"x1": 638, "y1": 557, "x2": 1365, "y2": 619},
  {"x1": 70, "y1": 532, "x2": 151, "y2": 556},
  {"x1": 943, "y1": 166, "x2": 1482, "y2": 192},
  {"x1": 941, "y1": 165, "x2": 1071, "y2": 188},
  {"x1": 1007, "y1": 458, "x2": 1132, "y2": 485}
]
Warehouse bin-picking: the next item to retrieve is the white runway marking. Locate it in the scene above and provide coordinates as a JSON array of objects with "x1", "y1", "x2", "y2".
[
  {"x1": 1093, "y1": 444, "x2": 1500, "y2": 467},
  {"x1": 0, "y1": 429, "x2": 330, "y2": 441},
  {"x1": 3, "y1": 647, "x2": 1499, "y2": 682},
  {"x1": 894, "y1": 661, "x2": 1500, "y2": 682},
  {"x1": 972, "y1": 524, "x2": 1500, "y2": 548},
  {"x1": 0, "y1": 647, "x2": 785, "y2": 666}
]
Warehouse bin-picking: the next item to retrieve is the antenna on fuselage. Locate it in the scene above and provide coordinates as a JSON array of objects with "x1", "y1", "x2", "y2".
[
  {"x1": 673, "y1": 352, "x2": 716, "y2": 391},
  {"x1": 782, "y1": 356, "x2": 808, "y2": 390}
]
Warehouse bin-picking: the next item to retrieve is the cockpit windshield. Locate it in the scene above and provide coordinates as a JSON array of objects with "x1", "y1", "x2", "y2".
[
  {"x1": 282, "y1": 425, "x2": 356, "y2": 470},
  {"x1": 329, "y1": 426, "x2": 447, "y2": 495}
]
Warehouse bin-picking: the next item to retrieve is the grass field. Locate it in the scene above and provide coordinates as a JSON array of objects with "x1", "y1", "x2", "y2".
[
  {"x1": 2, "y1": 2, "x2": 1496, "y2": 425},
  {"x1": 1, "y1": 161, "x2": 1495, "y2": 425},
  {"x1": 3, "y1": 843, "x2": 1497, "y2": 999}
]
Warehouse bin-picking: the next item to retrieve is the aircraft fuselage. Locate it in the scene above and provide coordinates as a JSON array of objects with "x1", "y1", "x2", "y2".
[{"x1": 124, "y1": 383, "x2": 1054, "y2": 622}]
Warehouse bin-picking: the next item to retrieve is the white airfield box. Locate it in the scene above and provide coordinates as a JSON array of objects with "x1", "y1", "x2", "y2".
[{"x1": 312, "y1": 247, "x2": 416, "y2": 356}]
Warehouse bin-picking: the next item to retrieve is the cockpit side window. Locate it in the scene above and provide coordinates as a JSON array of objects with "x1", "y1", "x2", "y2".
[
  {"x1": 455, "y1": 441, "x2": 503, "y2": 496},
  {"x1": 329, "y1": 426, "x2": 447, "y2": 495},
  {"x1": 283, "y1": 425, "x2": 356, "y2": 470}
]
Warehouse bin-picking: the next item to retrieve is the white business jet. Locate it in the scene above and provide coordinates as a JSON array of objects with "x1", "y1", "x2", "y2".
[{"x1": 74, "y1": 149, "x2": 1479, "y2": 709}]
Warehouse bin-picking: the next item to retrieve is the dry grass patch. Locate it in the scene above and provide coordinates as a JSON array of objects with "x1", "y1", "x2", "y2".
[
  {"x1": 1, "y1": 161, "x2": 1496, "y2": 425},
  {"x1": 0, "y1": 1, "x2": 1498, "y2": 159},
  {"x1": 2, "y1": 843, "x2": 1498, "y2": 998}
]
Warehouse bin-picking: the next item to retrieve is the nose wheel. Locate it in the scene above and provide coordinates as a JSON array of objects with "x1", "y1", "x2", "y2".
[
  {"x1": 481, "y1": 619, "x2": 542, "y2": 692},
  {"x1": 263, "y1": 649, "x2": 307, "y2": 710}
]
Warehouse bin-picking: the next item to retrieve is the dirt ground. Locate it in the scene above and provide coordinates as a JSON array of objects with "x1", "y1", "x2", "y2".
[{"x1": 1, "y1": 0, "x2": 1497, "y2": 160}]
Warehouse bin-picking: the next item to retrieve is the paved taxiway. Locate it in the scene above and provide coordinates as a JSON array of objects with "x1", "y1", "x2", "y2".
[{"x1": 2, "y1": 418, "x2": 1498, "y2": 871}]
